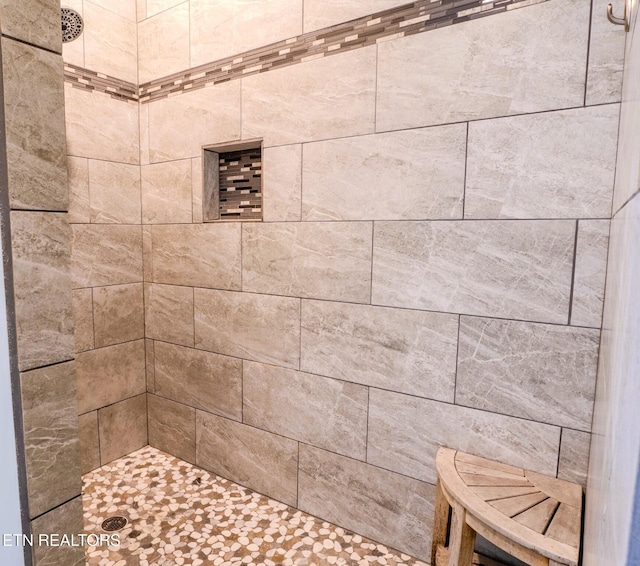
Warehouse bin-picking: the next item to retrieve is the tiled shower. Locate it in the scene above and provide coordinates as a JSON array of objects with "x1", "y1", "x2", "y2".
[{"x1": 0, "y1": 0, "x2": 639, "y2": 565}]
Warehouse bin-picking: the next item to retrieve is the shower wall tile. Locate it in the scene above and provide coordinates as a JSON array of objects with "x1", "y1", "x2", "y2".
[
  {"x1": 140, "y1": 103, "x2": 150, "y2": 165},
  {"x1": 456, "y1": 317, "x2": 599, "y2": 431},
  {"x1": 263, "y1": 145, "x2": 302, "y2": 222},
  {"x1": 62, "y1": 0, "x2": 85, "y2": 68},
  {"x1": 144, "y1": 283, "x2": 194, "y2": 347},
  {"x1": 298, "y1": 445, "x2": 435, "y2": 560},
  {"x1": 376, "y1": 0, "x2": 589, "y2": 131},
  {"x1": 243, "y1": 361, "x2": 368, "y2": 460},
  {"x1": 242, "y1": 46, "x2": 376, "y2": 147},
  {"x1": 191, "y1": 157, "x2": 203, "y2": 223},
  {"x1": 141, "y1": 159, "x2": 193, "y2": 224},
  {"x1": 137, "y1": 0, "x2": 146, "y2": 21},
  {"x1": 76, "y1": 339, "x2": 146, "y2": 413},
  {"x1": 93, "y1": 283, "x2": 145, "y2": 347},
  {"x1": 559, "y1": 428, "x2": 591, "y2": 487},
  {"x1": 242, "y1": 222, "x2": 372, "y2": 303},
  {"x1": 72, "y1": 288, "x2": 94, "y2": 352},
  {"x1": 367, "y1": 389, "x2": 561, "y2": 485},
  {"x1": 154, "y1": 342, "x2": 242, "y2": 421},
  {"x1": 138, "y1": 2, "x2": 189, "y2": 83},
  {"x1": 2, "y1": 38, "x2": 68, "y2": 211},
  {"x1": 145, "y1": 339, "x2": 155, "y2": 392},
  {"x1": 83, "y1": 1, "x2": 138, "y2": 83},
  {"x1": 31, "y1": 497, "x2": 85, "y2": 566},
  {"x1": 88, "y1": 159, "x2": 142, "y2": 224},
  {"x1": 196, "y1": 411, "x2": 299, "y2": 507},
  {"x1": 0, "y1": 0, "x2": 62, "y2": 53},
  {"x1": 78, "y1": 411, "x2": 100, "y2": 474},
  {"x1": 11, "y1": 211, "x2": 74, "y2": 371},
  {"x1": 465, "y1": 106, "x2": 618, "y2": 219},
  {"x1": 71, "y1": 224, "x2": 143, "y2": 288},
  {"x1": 65, "y1": 84, "x2": 139, "y2": 164},
  {"x1": 371, "y1": 220, "x2": 575, "y2": 324},
  {"x1": 142, "y1": 225, "x2": 152, "y2": 281},
  {"x1": 194, "y1": 289, "x2": 300, "y2": 369},
  {"x1": 148, "y1": 394, "x2": 196, "y2": 464},
  {"x1": 146, "y1": 0, "x2": 183, "y2": 18},
  {"x1": 20, "y1": 361, "x2": 81, "y2": 519},
  {"x1": 572, "y1": 220, "x2": 610, "y2": 328},
  {"x1": 92, "y1": 0, "x2": 137, "y2": 21},
  {"x1": 302, "y1": 0, "x2": 402, "y2": 32},
  {"x1": 98, "y1": 393, "x2": 148, "y2": 464},
  {"x1": 586, "y1": 0, "x2": 626, "y2": 105},
  {"x1": 149, "y1": 223, "x2": 241, "y2": 289},
  {"x1": 301, "y1": 300, "x2": 458, "y2": 401},
  {"x1": 189, "y1": 0, "x2": 303, "y2": 68},
  {"x1": 302, "y1": 125, "x2": 465, "y2": 221},
  {"x1": 67, "y1": 156, "x2": 90, "y2": 224},
  {"x1": 148, "y1": 82, "x2": 241, "y2": 163}
]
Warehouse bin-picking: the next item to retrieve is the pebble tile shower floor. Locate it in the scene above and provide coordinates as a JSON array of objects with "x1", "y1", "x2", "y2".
[{"x1": 82, "y1": 446, "x2": 429, "y2": 566}]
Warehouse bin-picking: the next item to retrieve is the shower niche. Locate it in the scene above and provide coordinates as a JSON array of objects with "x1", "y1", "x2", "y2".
[{"x1": 202, "y1": 140, "x2": 263, "y2": 222}]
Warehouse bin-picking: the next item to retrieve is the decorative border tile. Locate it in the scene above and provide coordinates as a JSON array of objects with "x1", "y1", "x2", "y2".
[{"x1": 64, "y1": 63, "x2": 139, "y2": 103}]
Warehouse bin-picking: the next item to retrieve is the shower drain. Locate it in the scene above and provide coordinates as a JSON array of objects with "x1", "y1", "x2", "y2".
[{"x1": 101, "y1": 516, "x2": 128, "y2": 532}]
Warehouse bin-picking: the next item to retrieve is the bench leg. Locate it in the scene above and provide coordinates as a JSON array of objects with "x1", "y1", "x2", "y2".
[
  {"x1": 448, "y1": 500, "x2": 476, "y2": 566},
  {"x1": 432, "y1": 478, "x2": 450, "y2": 565}
]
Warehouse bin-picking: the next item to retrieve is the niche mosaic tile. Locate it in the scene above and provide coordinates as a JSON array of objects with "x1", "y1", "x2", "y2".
[
  {"x1": 83, "y1": 445, "x2": 429, "y2": 566},
  {"x1": 218, "y1": 149, "x2": 263, "y2": 220}
]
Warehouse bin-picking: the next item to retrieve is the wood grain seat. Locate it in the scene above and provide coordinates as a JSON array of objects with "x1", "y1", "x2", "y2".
[{"x1": 432, "y1": 448, "x2": 583, "y2": 566}]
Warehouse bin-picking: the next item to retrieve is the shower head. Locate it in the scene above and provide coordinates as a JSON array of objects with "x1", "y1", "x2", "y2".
[{"x1": 61, "y1": 7, "x2": 83, "y2": 43}]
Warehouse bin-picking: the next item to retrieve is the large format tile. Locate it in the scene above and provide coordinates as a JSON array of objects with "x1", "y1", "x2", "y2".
[
  {"x1": 559, "y1": 428, "x2": 591, "y2": 487},
  {"x1": 145, "y1": 339, "x2": 155, "y2": 393},
  {"x1": 2, "y1": 38, "x2": 67, "y2": 210},
  {"x1": 376, "y1": 0, "x2": 589, "y2": 130},
  {"x1": 154, "y1": 342, "x2": 242, "y2": 421},
  {"x1": 456, "y1": 317, "x2": 599, "y2": 431},
  {"x1": 145, "y1": 0, "x2": 183, "y2": 18},
  {"x1": 92, "y1": 283, "x2": 145, "y2": 348},
  {"x1": 242, "y1": 222, "x2": 372, "y2": 303},
  {"x1": 298, "y1": 445, "x2": 435, "y2": 560},
  {"x1": 372, "y1": 220, "x2": 575, "y2": 324},
  {"x1": 194, "y1": 289, "x2": 300, "y2": 369},
  {"x1": 144, "y1": 283, "x2": 194, "y2": 347},
  {"x1": 242, "y1": 46, "x2": 376, "y2": 147},
  {"x1": 243, "y1": 361, "x2": 368, "y2": 459},
  {"x1": 142, "y1": 160, "x2": 192, "y2": 224},
  {"x1": 263, "y1": 145, "x2": 302, "y2": 222},
  {"x1": 92, "y1": 0, "x2": 137, "y2": 20},
  {"x1": 303, "y1": 0, "x2": 402, "y2": 31},
  {"x1": 148, "y1": 394, "x2": 196, "y2": 464},
  {"x1": 20, "y1": 362, "x2": 81, "y2": 519},
  {"x1": 31, "y1": 497, "x2": 85, "y2": 566},
  {"x1": 367, "y1": 389, "x2": 561, "y2": 484},
  {"x1": 67, "y1": 156, "x2": 90, "y2": 224},
  {"x1": 301, "y1": 300, "x2": 458, "y2": 401},
  {"x1": 88, "y1": 160, "x2": 142, "y2": 224},
  {"x1": 196, "y1": 411, "x2": 298, "y2": 507},
  {"x1": 71, "y1": 225, "x2": 143, "y2": 288},
  {"x1": 72, "y1": 288, "x2": 94, "y2": 352},
  {"x1": 465, "y1": 106, "x2": 618, "y2": 219},
  {"x1": 76, "y1": 340, "x2": 146, "y2": 414},
  {"x1": 78, "y1": 411, "x2": 100, "y2": 475},
  {"x1": 302, "y1": 125, "x2": 465, "y2": 221},
  {"x1": 98, "y1": 394, "x2": 148, "y2": 464},
  {"x1": 150, "y1": 223, "x2": 241, "y2": 289},
  {"x1": 11, "y1": 211, "x2": 74, "y2": 371},
  {"x1": 0, "y1": 0, "x2": 61, "y2": 53}
]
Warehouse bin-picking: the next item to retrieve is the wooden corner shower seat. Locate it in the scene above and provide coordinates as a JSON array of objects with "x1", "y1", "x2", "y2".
[{"x1": 432, "y1": 448, "x2": 583, "y2": 566}]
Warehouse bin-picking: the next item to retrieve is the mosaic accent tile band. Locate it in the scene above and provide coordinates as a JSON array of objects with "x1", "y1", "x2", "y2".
[
  {"x1": 219, "y1": 149, "x2": 263, "y2": 220},
  {"x1": 64, "y1": 0, "x2": 548, "y2": 104}
]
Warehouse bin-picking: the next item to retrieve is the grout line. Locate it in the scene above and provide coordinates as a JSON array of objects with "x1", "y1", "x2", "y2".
[
  {"x1": 373, "y1": 43, "x2": 379, "y2": 133},
  {"x1": 364, "y1": 387, "x2": 370, "y2": 463},
  {"x1": 462, "y1": 122, "x2": 469, "y2": 219},
  {"x1": 453, "y1": 314, "x2": 462, "y2": 405},
  {"x1": 369, "y1": 222, "x2": 375, "y2": 304},
  {"x1": 1, "y1": 33, "x2": 62, "y2": 56},
  {"x1": 29, "y1": 494, "x2": 83, "y2": 522},
  {"x1": 583, "y1": 0, "x2": 595, "y2": 107},
  {"x1": 567, "y1": 220, "x2": 580, "y2": 326},
  {"x1": 556, "y1": 428, "x2": 564, "y2": 478}
]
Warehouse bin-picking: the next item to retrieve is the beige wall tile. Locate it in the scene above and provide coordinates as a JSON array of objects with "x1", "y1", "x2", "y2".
[
  {"x1": 194, "y1": 289, "x2": 300, "y2": 369},
  {"x1": 65, "y1": 84, "x2": 139, "y2": 165},
  {"x1": 0, "y1": 0, "x2": 61, "y2": 53},
  {"x1": 89, "y1": 159, "x2": 142, "y2": 224},
  {"x1": 368, "y1": 389, "x2": 561, "y2": 485},
  {"x1": 572, "y1": 220, "x2": 610, "y2": 328},
  {"x1": 146, "y1": 0, "x2": 183, "y2": 18},
  {"x1": 141, "y1": 159, "x2": 192, "y2": 223},
  {"x1": 142, "y1": 225, "x2": 152, "y2": 281},
  {"x1": 90, "y1": 0, "x2": 137, "y2": 21},
  {"x1": 137, "y1": 0, "x2": 146, "y2": 21},
  {"x1": 301, "y1": 300, "x2": 458, "y2": 401},
  {"x1": 303, "y1": 125, "x2": 465, "y2": 221},
  {"x1": 76, "y1": 339, "x2": 146, "y2": 413},
  {"x1": 196, "y1": 411, "x2": 298, "y2": 507},
  {"x1": 93, "y1": 283, "x2": 144, "y2": 347},
  {"x1": 11, "y1": 211, "x2": 74, "y2": 371},
  {"x1": 191, "y1": 157, "x2": 203, "y2": 223},
  {"x1": 148, "y1": 394, "x2": 195, "y2": 463},
  {"x1": 263, "y1": 145, "x2": 302, "y2": 222},
  {"x1": 150, "y1": 223, "x2": 241, "y2": 289},
  {"x1": 72, "y1": 288, "x2": 94, "y2": 352},
  {"x1": 83, "y1": 1, "x2": 137, "y2": 83},
  {"x1": 138, "y1": 2, "x2": 189, "y2": 83},
  {"x1": 298, "y1": 445, "x2": 435, "y2": 560},
  {"x1": 376, "y1": 0, "x2": 589, "y2": 131},
  {"x1": 148, "y1": 82, "x2": 241, "y2": 163},
  {"x1": 62, "y1": 0, "x2": 85, "y2": 67},
  {"x1": 71, "y1": 224, "x2": 142, "y2": 288},
  {"x1": 302, "y1": 0, "x2": 402, "y2": 32},
  {"x1": 98, "y1": 394, "x2": 147, "y2": 464},
  {"x1": 140, "y1": 103, "x2": 150, "y2": 165},
  {"x1": 243, "y1": 361, "x2": 368, "y2": 460},
  {"x1": 20, "y1": 362, "x2": 81, "y2": 518},
  {"x1": 456, "y1": 317, "x2": 599, "y2": 431},
  {"x1": 242, "y1": 222, "x2": 372, "y2": 303},
  {"x1": 242, "y1": 46, "x2": 376, "y2": 147},
  {"x1": 465, "y1": 106, "x2": 618, "y2": 219},
  {"x1": 31, "y1": 497, "x2": 84, "y2": 566},
  {"x1": 154, "y1": 342, "x2": 242, "y2": 420},
  {"x1": 2, "y1": 38, "x2": 67, "y2": 211},
  {"x1": 145, "y1": 338, "x2": 155, "y2": 392},
  {"x1": 78, "y1": 411, "x2": 100, "y2": 475},
  {"x1": 190, "y1": 0, "x2": 302, "y2": 67},
  {"x1": 67, "y1": 156, "x2": 90, "y2": 224},
  {"x1": 144, "y1": 283, "x2": 194, "y2": 347},
  {"x1": 559, "y1": 428, "x2": 591, "y2": 487},
  {"x1": 372, "y1": 220, "x2": 575, "y2": 324}
]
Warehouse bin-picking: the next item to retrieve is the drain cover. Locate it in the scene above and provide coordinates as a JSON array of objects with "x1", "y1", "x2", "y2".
[
  {"x1": 101, "y1": 516, "x2": 128, "y2": 532},
  {"x1": 61, "y1": 7, "x2": 83, "y2": 43}
]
